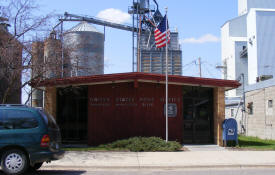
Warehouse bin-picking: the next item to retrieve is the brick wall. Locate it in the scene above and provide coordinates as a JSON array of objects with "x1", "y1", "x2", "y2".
[
  {"x1": 214, "y1": 87, "x2": 225, "y2": 146},
  {"x1": 44, "y1": 87, "x2": 57, "y2": 119}
]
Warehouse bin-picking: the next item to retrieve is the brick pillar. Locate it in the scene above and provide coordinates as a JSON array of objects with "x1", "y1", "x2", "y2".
[
  {"x1": 213, "y1": 87, "x2": 225, "y2": 146},
  {"x1": 44, "y1": 87, "x2": 57, "y2": 119}
]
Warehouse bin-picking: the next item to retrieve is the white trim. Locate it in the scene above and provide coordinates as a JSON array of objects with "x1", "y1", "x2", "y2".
[{"x1": 230, "y1": 37, "x2": 247, "y2": 41}]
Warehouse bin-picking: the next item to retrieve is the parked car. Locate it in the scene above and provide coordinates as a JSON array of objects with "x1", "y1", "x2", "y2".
[{"x1": 0, "y1": 104, "x2": 64, "y2": 175}]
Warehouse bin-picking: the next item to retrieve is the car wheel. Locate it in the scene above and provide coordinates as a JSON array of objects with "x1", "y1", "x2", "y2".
[
  {"x1": 1, "y1": 149, "x2": 29, "y2": 175},
  {"x1": 29, "y1": 162, "x2": 43, "y2": 171}
]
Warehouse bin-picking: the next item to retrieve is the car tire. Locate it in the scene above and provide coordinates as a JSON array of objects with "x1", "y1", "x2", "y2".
[
  {"x1": 28, "y1": 162, "x2": 43, "y2": 172},
  {"x1": 1, "y1": 149, "x2": 29, "y2": 175}
]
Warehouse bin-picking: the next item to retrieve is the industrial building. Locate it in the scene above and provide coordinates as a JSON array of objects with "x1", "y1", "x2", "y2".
[
  {"x1": 128, "y1": 0, "x2": 182, "y2": 75},
  {"x1": 222, "y1": 0, "x2": 275, "y2": 96},
  {"x1": 222, "y1": 0, "x2": 275, "y2": 138},
  {"x1": 33, "y1": 72, "x2": 239, "y2": 145},
  {"x1": 140, "y1": 32, "x2": 182, "y2": 75}
]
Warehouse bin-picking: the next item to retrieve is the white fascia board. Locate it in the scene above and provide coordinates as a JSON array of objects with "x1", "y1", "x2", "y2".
[
  {"x1": 221, "y1": 14, "x2": 247, "y2": 28},
  {"x1": 230, "y1": 37, "x2": 247, "y2": 42},
  {"x1": 249, "y1": 8, "x2": 275, "y2": 13},
  {"x1": 221, "y1": 20, "x2": 230, "y2": 28}
]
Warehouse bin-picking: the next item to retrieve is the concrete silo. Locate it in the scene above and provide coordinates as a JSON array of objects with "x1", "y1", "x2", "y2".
[
  {"x1": 0, "y1": 19, "x2": 21, "y2": 104},
  {"x1": 64, "y1": 22, "x2": 104, "y2": 77},
  {"x1": 31, "y1": 41, "x2": 44, "y2": 107},
  {"x1": 44, "y1": 32, "x2": 62, "y2": 79}
]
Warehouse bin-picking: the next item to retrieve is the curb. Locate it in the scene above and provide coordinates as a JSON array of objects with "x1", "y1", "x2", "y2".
[{"x1": 42, "y1": 164, "x2": 275, "y2": 170}]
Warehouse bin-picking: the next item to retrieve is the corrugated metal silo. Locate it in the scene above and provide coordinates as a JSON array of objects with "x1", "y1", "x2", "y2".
[{"x1": 64, "y1": 22, "x2": 104, "y2": 77}]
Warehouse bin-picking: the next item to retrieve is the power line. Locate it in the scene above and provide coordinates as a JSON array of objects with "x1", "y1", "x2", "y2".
[
  {"x1": 203, "y1": 60, "x2": 236, "y2": 80},
  {"x1": 203, "y1": 62, "x2": 217, "y2": 78},
  {"x1": 182, "y1": 59, "x2": 197, "y2": 70},
  {"x1": 182, "y1": 62, "x2": 197, "y2": 73}
]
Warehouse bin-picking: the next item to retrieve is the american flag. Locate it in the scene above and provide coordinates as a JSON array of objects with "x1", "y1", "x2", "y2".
[{"x1": 154, "y1": 15, "x2": 170, "y2": 48}]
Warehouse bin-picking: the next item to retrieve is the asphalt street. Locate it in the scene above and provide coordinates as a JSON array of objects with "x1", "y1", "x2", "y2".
[{"x1": 1, "y1": 168, "x2": 275, "y2": 175}]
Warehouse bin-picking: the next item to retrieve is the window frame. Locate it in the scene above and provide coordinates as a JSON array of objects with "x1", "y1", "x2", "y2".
[
  {"x1": 38, "y1": 110, "x2": 59, "y2": 129},
  {"x1": 231, "y1": 108, "x2": 234, "y2": 118},
  {"x1": 268, "y1": 100, "x2": 273, "y2": 108},
  {"x1": 0, "y1": 109, "x2": 39, "y2": 130},
  {"x1": 248, "y1": 102, "x2": 254, "y2": 115}
]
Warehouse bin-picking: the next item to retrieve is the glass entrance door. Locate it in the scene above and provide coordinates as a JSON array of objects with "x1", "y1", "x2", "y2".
[
  {"x1": 183, "y1": 87, "x2": 213, "y2": 144},
  {"x1": 183, "y1": 98, "x2": 194, "y2": 143},
  {"x1": 57, "y1": 86, "x2": 88, "y2": 143},
  {"x1": 193, "y1": 98, "x2": 211, "y2": 143}
]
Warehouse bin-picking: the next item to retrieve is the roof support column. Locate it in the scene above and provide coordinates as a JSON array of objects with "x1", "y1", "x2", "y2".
[{"x1": 213, "y1": 87, "x2": 225, "y2": 146}]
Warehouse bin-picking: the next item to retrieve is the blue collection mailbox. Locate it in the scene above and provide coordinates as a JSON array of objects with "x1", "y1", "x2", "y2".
[{"x1": 222, "y1": 118, "x2": 238, "y2": 146}]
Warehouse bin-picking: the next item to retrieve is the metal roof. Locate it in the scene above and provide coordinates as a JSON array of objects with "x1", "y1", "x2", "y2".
[
  {"x1": 67, "y1": 22, "x2": 102, "y2": 33},
  {"x1": 32, "y1": 72, "x2": 240, "y2": 90},
  {"x1": 245, "y1": 78, "x2": 275, "y2": 92}
]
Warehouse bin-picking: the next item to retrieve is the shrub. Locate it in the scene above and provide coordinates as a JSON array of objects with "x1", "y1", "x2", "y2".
[{"x1": 100, "y1": 137, "x2": 182, "y2": 152}]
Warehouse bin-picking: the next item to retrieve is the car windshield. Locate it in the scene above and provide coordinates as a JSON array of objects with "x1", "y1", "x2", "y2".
[{"x1": 39, "y1": 110, "x2": 59, "y2": 129}]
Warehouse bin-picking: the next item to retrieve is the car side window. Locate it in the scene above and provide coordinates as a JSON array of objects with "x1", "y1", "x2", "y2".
[
  {"x1": 38, "y1": 110, "x2": 58, "y2": 129},
  {"x1": 2, "y1": 110, "x2": 39, "y2": 129}
]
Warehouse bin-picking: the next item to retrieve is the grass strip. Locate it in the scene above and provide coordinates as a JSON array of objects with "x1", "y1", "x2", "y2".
[{"x1": 238, "y1": 135, "x2": 275, "y2": 150}]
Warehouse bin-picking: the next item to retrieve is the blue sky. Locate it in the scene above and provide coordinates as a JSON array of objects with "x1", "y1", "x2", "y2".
[{"x1": 37, "y1": 0, "x2": 237, "y2": 78}]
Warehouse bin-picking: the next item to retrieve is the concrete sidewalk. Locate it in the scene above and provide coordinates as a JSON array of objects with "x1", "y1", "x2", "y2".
[{"x1": 43, "y1": 150, "x2": 275, "y2": 169}]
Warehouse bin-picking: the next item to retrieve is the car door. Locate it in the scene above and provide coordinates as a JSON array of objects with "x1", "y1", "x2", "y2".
[
  {"x1": 0, "y1": 109, "x2": 7, "y2": 146},
  {"x1": 0, "y1": 109, "x2": 16, "y2": 145}
]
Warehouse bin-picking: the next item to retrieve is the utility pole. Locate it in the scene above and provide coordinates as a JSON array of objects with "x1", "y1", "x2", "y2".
[{"x1": 198, "y1": 57, "x2": 202, "y2": 77}]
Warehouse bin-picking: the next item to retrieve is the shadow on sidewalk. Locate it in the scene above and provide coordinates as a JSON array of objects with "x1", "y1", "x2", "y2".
[{"x1": 0, "y1": 170, "x2": 87, "y2": 175}]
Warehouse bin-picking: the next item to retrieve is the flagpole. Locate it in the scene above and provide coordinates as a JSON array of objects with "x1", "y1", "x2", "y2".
[{"x1": 165, "y1": 7, "x2": 168, "y2": 143}]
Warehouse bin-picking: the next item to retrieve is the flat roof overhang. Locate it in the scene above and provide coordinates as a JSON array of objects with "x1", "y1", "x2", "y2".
[{"x1": 31, "y1": 72, "x2": 240, "y2": 91}]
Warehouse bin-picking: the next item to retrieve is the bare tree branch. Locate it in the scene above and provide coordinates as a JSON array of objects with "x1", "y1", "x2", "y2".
[{"x1": 0, "y1": 0, "x2": 53, "y2": 104}]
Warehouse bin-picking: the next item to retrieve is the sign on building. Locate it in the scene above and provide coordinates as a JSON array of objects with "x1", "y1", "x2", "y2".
[{"x1": 164, "y1": 103, "x2": 177, "y2": 117}]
